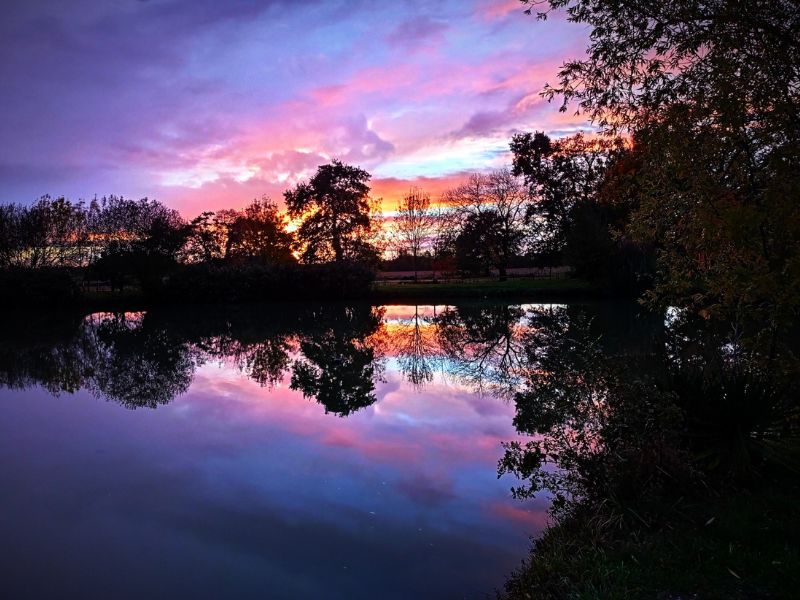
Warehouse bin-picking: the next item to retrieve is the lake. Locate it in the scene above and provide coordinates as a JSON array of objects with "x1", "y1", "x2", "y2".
[{"x1": 0, "y1": 302, "x2": 649, "y2": 599}]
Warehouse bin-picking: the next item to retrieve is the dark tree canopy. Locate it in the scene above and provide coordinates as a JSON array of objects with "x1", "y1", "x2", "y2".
[
  {"x1": 226, "y1": 197, "x2": 295, "y2": 264},
  {"x1": 284, "y1": 160, "x2": 379, "y2": 264},
  {"x1": 511, "y1": 132, "x2": 623, "y2": 258},
  {"x1": 523, "y1": 0, "x2": 800, "y2": 134}
]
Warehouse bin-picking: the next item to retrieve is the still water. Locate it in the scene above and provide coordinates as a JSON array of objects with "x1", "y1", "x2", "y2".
[{"x1": 0, "y1": 303, "x2": 632, "y2": 599}]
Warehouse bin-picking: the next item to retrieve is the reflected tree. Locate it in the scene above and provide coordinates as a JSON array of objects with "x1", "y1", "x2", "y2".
[
  {"x1": 499, "y1": 307, "x2": 684, "y2": 514},
  {"x1": 84, "y1": 313, "x2": 196, "y2": 409},
  {"x1": 0, "y1": 312, "x2": 196, "y2": 409},
  {"x1": 393, "y1": 305, "x2": 442, "y2": 389},
  {"x1": 290, "y1": 305, "x2": 385, "y2": 416},
  {"x1": 499, "y1": 306, "x2": 799, "y2": 517},
  {"x1": 0, "y1": 313, "x2": 88, "y2": 395},
  {"x1": 434, "y1": 304, "x2": 528, "y2": 396},
  {"x1": 201, "y1": 331, "x2": 294, "y2": 389}
]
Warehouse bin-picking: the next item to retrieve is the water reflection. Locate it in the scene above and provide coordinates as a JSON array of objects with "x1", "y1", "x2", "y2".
[
  {"x1": 434, "y1": 304, "x2": 529, "y2": 397},
  {"x1": 499, "y1": 304, "x2": 799, "y2": 514},
  {"x1": 0, "y1": 302, "x2": 569, "y2": 411},
  {"x1": 6, "y1": 302, "x2": 738, "y2": 598},
  {"x1": 0, "y1": 304, "x2": 389, "y2": 414},
  {"x1": 0, "y1": 302, "x2": 566, "y2": 599}
]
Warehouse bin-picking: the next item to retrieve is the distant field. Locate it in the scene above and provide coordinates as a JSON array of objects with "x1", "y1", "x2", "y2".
[{"x1": 370, "y1": 277, "x2": 594, "y2": 301}]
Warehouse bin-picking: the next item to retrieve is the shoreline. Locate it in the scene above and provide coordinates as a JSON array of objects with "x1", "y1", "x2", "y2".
[{"x1": 2, "y1": 276, "x2": 602, "y2": 313}]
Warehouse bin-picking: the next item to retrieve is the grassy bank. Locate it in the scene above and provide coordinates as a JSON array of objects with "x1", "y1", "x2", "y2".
[
  {"x1": 370, "y1": 277, "x2": 595, "y2": 302},
  {"x1": 502, "y1": 483, "x2": 800, "y2": 599}
]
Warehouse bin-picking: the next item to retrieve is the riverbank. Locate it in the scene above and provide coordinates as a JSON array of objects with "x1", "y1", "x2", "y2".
[
  {"x1": 370, "y1": 277, "x2": 596, "y2": 302},
  {"x1": 502, "y1": 481, "x2": 800, "y2": 599},
  {"x1": 0, "y1": 266, "x2": 600, "y2": 311}
]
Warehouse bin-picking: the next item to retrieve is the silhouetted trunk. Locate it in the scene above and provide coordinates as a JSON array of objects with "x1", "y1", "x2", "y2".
[{"x1": 332, "y1": 218, "x2": 343, "y2": 262}]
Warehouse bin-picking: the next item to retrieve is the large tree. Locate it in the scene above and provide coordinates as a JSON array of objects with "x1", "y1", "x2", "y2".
[
  {"x1": 523, "y1": 0, "x2": 800, "y2": 135},
  {"x1": 284, "y1": 160, "x2": 379, "y2": 264},
  {"x1": 510, "y1": 131, "x2": 649, "y2": 290},
  {"x1": 511, "y1": 132, "x2": 623, "y2": 259},
  {"x1": 521, "y1": 0, "x2": 800, "y2": 331}
]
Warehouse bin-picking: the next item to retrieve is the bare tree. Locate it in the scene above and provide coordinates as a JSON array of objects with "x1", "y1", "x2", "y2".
[
  {"x1": 393, "y1": 187, "x2": 435, "y2": 281},
  {"x1": 444, "y1": 169, "x2": 528, "y2": 278},
  {"x1": 393, "y1": 305, "x2": 442, "y2": 389}
]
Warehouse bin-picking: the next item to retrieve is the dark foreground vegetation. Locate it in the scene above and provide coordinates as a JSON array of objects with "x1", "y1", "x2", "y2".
[{"x1": 493, "y1": 0, "x2": 800, "y2": 598}]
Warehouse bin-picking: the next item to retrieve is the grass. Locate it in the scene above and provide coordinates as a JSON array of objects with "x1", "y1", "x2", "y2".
[
  {"x1": 370, "y1": 277, "x2": 595, "y2": 302},
  {"x1": 502, "y1": 483, "x2": 800, "y2": 599}
]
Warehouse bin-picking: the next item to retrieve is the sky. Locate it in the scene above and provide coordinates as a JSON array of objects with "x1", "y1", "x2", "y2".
[{"x1": 0, "y1": 0, "x2": 591, "y2": 216}]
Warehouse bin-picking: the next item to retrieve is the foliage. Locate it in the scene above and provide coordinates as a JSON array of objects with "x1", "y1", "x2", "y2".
[
  {"x1": 225, "y1": 197, "x2": 295, "y2": 263},
  {"x1": 520, "y1": 0, "x2": 800, "y2": 320},
  {"x1": 522, "y1": 0, "x2": 800, "y2": 134},
  {"x1": 501, "y1": 485, "x2": 800, "y2": 600},
  {"x1": 511, "y1": 133, "x2": 620, "y2": 255},
  {"x1": 455, "y1": 211, "x2": 521, "y2": 276},
  {"x1": 509, "y1": 131, "x2": 652, "y2": 291},
  {"x1": 183, "y1": 211, "x2": 230, "y2": 263},
  {"x1": 285, "y1": 160, "x2": 380, "y2": 264},
  {"x1": 0, "y1": 196, "x2": 90, "y2": 268},
  {"x1": 183, "y1": 198, "x2": 295, "y2": 264}
]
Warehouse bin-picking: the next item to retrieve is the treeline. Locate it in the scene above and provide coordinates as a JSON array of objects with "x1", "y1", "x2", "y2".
[
  {"x1": 388, "y1": 134, "x2": 653, "y2": 293},
  {"x1": 0, "y1": 136, "x2": 658, "y2": 306},
  {"x1": 0, "y1": 161, "x2": 383, "y2": 305}
]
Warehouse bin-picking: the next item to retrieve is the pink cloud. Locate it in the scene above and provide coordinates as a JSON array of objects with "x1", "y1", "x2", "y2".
[{"x1": 478, "y1": 0, "x2": 527, "y2": 20}]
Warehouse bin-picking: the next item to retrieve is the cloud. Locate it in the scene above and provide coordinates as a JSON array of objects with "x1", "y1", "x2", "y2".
[
  {"x1": 387, "y1": 16, "x2": 448, "y2": 50},
  {"x1": 0, "y1": 0, "x2": 592, "y2": 214},
  {"x1": 333, "y1": 115, "x2": 396, "y2": 163},
  {"x1": 477, "y1": 0, "x2": 527, "y2": 20},
  {"x1": 456, "y1": 110, "x2": 509, "y2": 137}
]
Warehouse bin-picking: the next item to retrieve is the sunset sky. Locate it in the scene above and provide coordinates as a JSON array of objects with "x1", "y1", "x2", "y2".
[{"x1": 0, "y1": 0, "x2": 591, "y2": 215}]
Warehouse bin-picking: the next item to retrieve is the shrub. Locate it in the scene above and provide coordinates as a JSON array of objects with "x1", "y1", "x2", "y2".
[
  {"x1": 0, "y1": 267, "x2": 81, "y2": 307},
  {"x1": 159, "y1": 261, "x2": 375, "y2": 303}
]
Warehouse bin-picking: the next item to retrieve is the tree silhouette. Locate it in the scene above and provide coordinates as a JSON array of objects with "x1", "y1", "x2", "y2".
[
  {"x1": 284, "y1": 160, "x2": 378, "y2": 264},
  {"x1": 226, "y1": 197, "x2": 295, "y2": 263},
  {"x1": 290, "y1": 305, "x2": 384, "y2": 416},
  {"x1": 444, "y1": 170, "x2": 527, "y2": 278},
  {"x1": 393, "y1": 188, "x2": 436, "y2": 280}
]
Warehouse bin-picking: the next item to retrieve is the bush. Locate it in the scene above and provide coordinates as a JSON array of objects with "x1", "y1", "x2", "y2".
[
  {"x1": 159, "y1": 261, "x2": 375, "y2": 303},
  {"x1": 0, "y1": 267, "x2": 81, "y2": 307}
]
